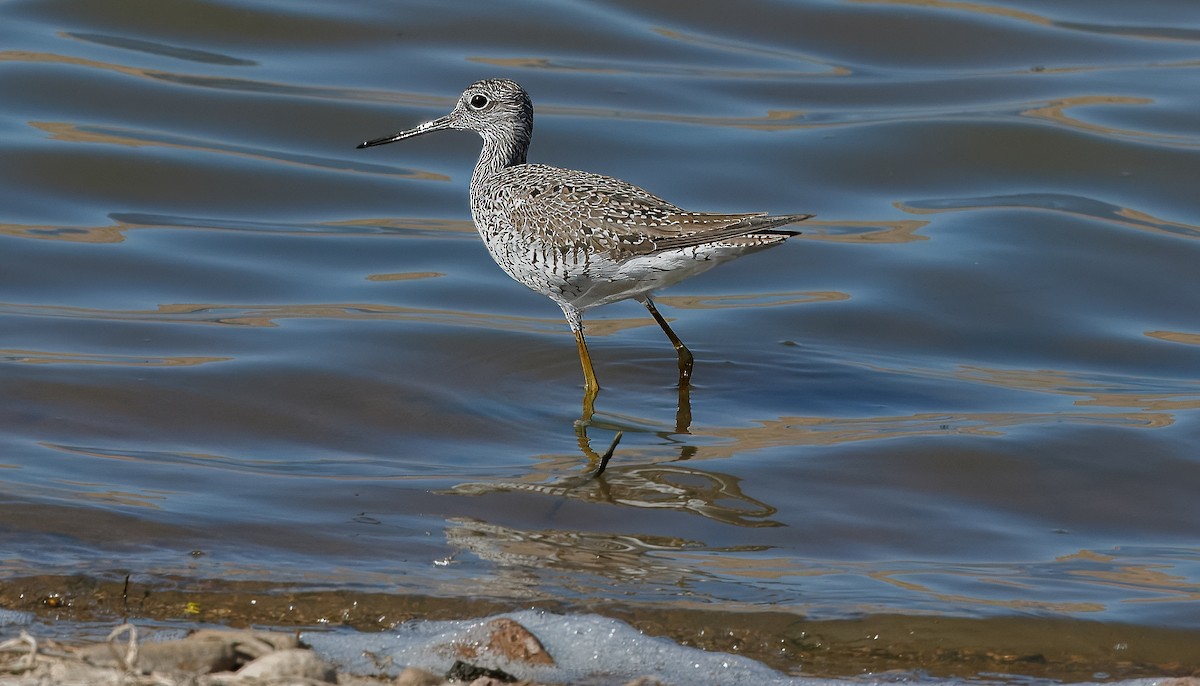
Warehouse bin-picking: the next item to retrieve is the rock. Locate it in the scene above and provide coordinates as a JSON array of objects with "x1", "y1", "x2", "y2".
[
  {"x1": 445, "y1": 659, "x2": 517, "y2": 683},
  {"x1": 393, "y1": 666, "x2": 445, "y2": 686},
  {"x1": 467, "y1": 678, "x2": 512, "y2": 686},
  {"x1": 188, "y1": 628, "x2": 302, "y2": 659},
  {"x1": 74, "y1": 627, "x2": 302, "y2": 674},
  {"x1": 138, "y1": 637, "x2": 240, "y2": 674},
  {"x1": 76, "y1": 630, "x2": 238, "y2": 674},
  {"x1": 234, "y1": 647, "x2": 337, "y2": 683},
  {"x1": 1, "y1": 625, "x2": 335, "y2": 686},
  {"x1": 451, "y1": 617, "x2": 554, "y2": 668},
  {"x1": 482, "y1": 618, "x2": 554, "y2": 666}
]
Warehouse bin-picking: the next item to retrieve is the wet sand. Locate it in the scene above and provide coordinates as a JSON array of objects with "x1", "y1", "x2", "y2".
[{"x1": 3, "y1": 575, "x2": 1198, "y2": 682}]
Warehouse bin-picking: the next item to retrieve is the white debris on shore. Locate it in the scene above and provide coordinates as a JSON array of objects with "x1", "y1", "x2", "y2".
[
  {"x1": 0, "y1": 615, "x2": 667, "y2": 686},
  {"x1": 3, "y1": 610, "x2": 1199, "y2": 686}
]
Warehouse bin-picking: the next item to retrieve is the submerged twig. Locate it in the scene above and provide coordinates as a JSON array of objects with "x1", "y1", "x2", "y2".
[
  {"x1": 559, "y1": 430, "x2": 623, "y2": 488},
  {"x1": 592, "y1": 431, "x2": 622, "y2": 478}
]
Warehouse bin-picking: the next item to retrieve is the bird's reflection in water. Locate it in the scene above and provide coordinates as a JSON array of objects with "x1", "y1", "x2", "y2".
[
  {"x1": 446, "y1": 458, "x2": 780, "y2": 528},
  {"x1": 573, "y1": 363, "x2": 692, "y2": 481},
  {"x1": 449, "y1": 377, "x2": 781, "y2": 528}
]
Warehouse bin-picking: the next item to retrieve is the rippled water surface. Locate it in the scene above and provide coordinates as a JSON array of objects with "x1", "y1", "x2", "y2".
[{"x1": 2, "y1": 0, "x2": 1199, "y2": 676}]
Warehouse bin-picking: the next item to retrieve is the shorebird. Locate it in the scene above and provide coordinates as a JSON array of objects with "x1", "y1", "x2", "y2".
[{"x1": 358, "y1": 78, "x2": 810, "y2": 411}]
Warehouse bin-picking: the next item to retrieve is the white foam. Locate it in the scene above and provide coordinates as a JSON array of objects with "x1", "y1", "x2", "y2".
[
  {"x1": 302, "y1": 610, "x2": 1189, "y2": 686},
  {"x1": 302, "y1": 609, "x2": 800, "y2": 685}
]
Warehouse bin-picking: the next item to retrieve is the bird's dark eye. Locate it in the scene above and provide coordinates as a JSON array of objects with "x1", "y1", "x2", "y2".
[{"x1": 469, "y1": 94, "x2": 489, "y2": 109}]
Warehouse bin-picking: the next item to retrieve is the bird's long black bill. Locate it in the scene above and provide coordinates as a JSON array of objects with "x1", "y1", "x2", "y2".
[{"x1": 356, "y1": 114, "x2": 455, "y2": 149}]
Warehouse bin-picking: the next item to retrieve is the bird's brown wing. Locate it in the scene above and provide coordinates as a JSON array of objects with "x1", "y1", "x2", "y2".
[{"x1": 500, "y1": 165, "x2": 810, "y2": 257}]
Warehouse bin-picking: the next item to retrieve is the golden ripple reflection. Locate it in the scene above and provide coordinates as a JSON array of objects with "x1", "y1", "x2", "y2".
[
  {"x1": 866, "y1": 567, "x2": 1106, "y2": 614},
  {"x1": 471, "y1": 28, "x2": 848, "y2": 80},
  {"x1": 1147, "y1": 330, "x2": 1200, "y2": 347},
  {"x1": 847, "y1": 0, "x2": 1200, "y2": 45},
  {"x1": 365, "y1": 271, "x2": 445, "y2": 282},
  {"x1": 0, "y1": 50, "x2": 408, "y2": 105},
  {"x1": 0, "y1": 220, "x2": 132, "y2": 244},
  {"x1": 1060, "y1": 553, "x2": 1200, "y2": 604},
  {"x1": 50, "y1": 480, "x2": 166, "y2": 509},
  {"x1": 798, "y1": 219, "x2": 929, "y2": 244},
  {"x1": 0, "y1": 349, "x2": 230, "y2": 367},
  {"x1": 693, "y1": 411, "x2": 1172, "y2": 456},
  {"x1": 30, "y1": 121, "x2": 446, "y2": 179},
  {"x1": 0, "y1": 301, "x2": 668, "y2": 338},
  {"x1": 1021, "y1": 95, "x2": 1200, "y2": 147},
  {"x1": 657, "y1": 291, "x2": 848, "y2": 311},
  {"x1": 845, "y1": 0, "x2": 1050, "y2": 26},
  {"x1": 0, "y1": 216, "x2": 474, "y2": 244},
  {"x1": 947, "y1": 365, "x2": 1200, "y2": 412},
  {"x1": 897, "y1": 194, "x2": 1200, "y2": 241}
]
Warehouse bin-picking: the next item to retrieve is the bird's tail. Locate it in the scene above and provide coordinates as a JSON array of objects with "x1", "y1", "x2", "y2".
[{"x1": 738, "y1": 213, "x2": 813, "y2": 236}]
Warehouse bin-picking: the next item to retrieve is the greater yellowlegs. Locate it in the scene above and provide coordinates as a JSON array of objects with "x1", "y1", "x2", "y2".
[{"x1": 358, "y1": 78, "x2": 810, "y2": 410}]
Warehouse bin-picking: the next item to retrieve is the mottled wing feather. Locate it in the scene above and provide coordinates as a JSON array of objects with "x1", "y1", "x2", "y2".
[
  {"x1": 497, "y1": 165, "x2": 809, "y2": 258},
  {"x1": 649, "y1": 212, "x2": 812, "y2": 251}
]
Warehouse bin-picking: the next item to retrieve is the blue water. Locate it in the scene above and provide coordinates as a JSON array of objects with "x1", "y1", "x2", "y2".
[{"x1": 1, "y1": 0, "x2": 1199, "y2": 674}]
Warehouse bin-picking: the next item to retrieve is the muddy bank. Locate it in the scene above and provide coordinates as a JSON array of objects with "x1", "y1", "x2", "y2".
[{"x1": 2, "y1": 574, "x2": 1198, "y2": 682}]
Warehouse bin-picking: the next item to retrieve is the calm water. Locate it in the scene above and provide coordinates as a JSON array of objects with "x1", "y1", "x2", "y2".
[{"x1": 2, "y1": 0, "x2": 1199, "y2": 676}]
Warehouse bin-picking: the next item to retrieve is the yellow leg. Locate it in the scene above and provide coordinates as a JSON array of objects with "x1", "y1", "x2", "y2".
[
  {"x1": 675, "y1": 379, "x2": 693, "y2": 434},
  {"x1": 562, "y1": 309, "x2": 618, "y2": 477},
  {"x1": 643, "y1": 298, "x2": 693, "y2": 384},
  {"x1": 574, "y1": 325, "x2": 600, "y2": 420}
]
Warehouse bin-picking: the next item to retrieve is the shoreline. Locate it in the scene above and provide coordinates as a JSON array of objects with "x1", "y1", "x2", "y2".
[{"x1": 2, "y1": 573, "x2": 1197, "y2": 683}]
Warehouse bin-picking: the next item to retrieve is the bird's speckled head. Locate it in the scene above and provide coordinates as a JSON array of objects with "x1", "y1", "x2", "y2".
[
  {"x1": 357, "y1": 78, "x2": 533, "y2": 157},
  {"x1": 447, "y1": 79, "x2": 533, "y2": 142}
]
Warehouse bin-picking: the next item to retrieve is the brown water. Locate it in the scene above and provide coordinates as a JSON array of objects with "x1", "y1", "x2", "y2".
[{"x1": 1, "y1": 0, "x2": 1199, "y2": 680}]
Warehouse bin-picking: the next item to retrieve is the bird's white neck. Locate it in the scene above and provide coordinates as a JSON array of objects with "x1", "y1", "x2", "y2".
[{"x1": 471, "y1": 130, "x2": 529, "y2": 189}]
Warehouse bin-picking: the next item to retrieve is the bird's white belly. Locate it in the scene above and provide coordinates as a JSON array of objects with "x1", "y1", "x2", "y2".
[
  {"x1": 479, "y1": 232, "x2": 751, "y2": 312},
  {"x1": 565, "y1": 247, "x2": 726, "y2": 310}
]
